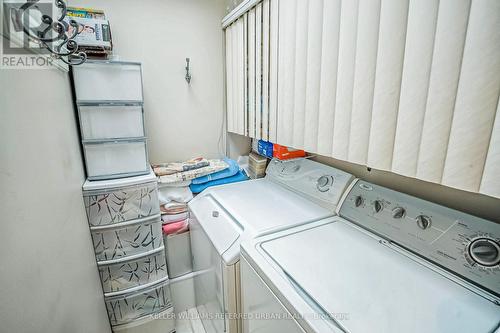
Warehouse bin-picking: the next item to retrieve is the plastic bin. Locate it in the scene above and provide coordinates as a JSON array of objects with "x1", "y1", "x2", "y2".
[
  {"x1": 257, "y1": 140, "x2": 274, "y2": 158},
  {"x1": 73, "y1": 61, "x2": 143, "y2": 102},
  {"x1": 249, "y1": 152, "x2": 268, "y2": 178},
  {"x1": 246, "y1": 167, "x2": 264, "y2": 180},
  {"x1": 273, "y1": 144, "x2": 306, "y2": 160},
  {"x1": 83, "y1": 178, "x2": 159, "y2": 227},
  {"x1": 104, "y1": 279, "x2": 173, "y2": 327},
  {"x1": 249, "y1": 152, "x2": 268, "y2": 171},
  {"x1": 164, "y1": 230, "x2": 193, "y2": 279},
  {"x1": 98, "y1": 247, "x2": 168, "y2": 293},
  {"x1": 78, "y1": 104, "x2": 145, "y2": 140},
  {"x1": 91, "y1": 215, "x2": 163, "y2": 261},
  {"x1": 83, "y1": 139, "x2": 149, "y2": 180}
]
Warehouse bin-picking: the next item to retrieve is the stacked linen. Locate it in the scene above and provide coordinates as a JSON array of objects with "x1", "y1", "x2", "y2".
[
  {"x1": 154, "y1": 157, "x2": 248, "y2": 280},
  {"x1": 157, "y1": 180, "x2": 191, "y2": 280},
  {"x1": 154, "y1": 157, "x2": 229, "y2": 234},
  {"x1": 153, "y1": 157, "x2": 209, "y2": 176},
  {"x1": 190, "y1": 158, "x2": 249, "y2": 194},
  {"x1": 158, "y1": 183, "x2": 191, "y2": 226},
  {"x1": 155, "y1": 157, "x2": 249, "y2": 224},
  {"x1": 155, "y1": 158, "x2": 229, "y2": 184}
]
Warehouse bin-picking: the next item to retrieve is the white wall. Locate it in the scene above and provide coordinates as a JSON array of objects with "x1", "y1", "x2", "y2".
[
  {"x1": 70, "y1": 0, "x2": 227, "y2": 164},
  {"x1": 0, "y1": 53, "x2": 111, "y2": 333}
]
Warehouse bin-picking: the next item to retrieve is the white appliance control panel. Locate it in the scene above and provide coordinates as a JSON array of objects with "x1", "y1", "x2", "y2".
[
  {"x1": 266, "y1": 158, "x2": 355, "y2": 211},
  {"x1": 339, "y1": 180, "x2": 500, "y2": 297}
]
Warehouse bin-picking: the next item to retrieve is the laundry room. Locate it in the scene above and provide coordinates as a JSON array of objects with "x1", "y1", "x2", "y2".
[{"x1": 1, "y1": 1, "x2": 499, "y2": 333}]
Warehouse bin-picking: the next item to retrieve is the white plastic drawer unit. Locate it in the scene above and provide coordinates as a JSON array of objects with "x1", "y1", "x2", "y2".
[
  {"x1": 78, "y1": 104, "x2": 145, "y2": 140},
  {"x1": 72, "y1": 61, "x2": 143, "y2": 103},
  {"x1": 83, "y1": 139, "x2": 149, "y2": 180},
  {"x1": 91, "y1": 215, "x2": 163, "y2": 261},
  {"x1": 83, "y1": 180, "x2": 160, "y2": 227},
  {"x1": 105, "y1": 279, "x2": 172, "y2": 327},
  {"x1": 98, "y1": 247, "x2": 168, "y2": 294}
]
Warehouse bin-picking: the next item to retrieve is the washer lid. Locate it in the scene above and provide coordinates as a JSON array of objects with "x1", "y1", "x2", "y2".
[
  {"x1": 189, "y1": 195, "x2": 241, "y2": 263},
  {"x1": 260, "y1": 221, "x2": 500, "y2": 333},
  {"x1": 208, "y1": 179, "x2": 332, "y2": 236},
  {"x1": 189, "y1": 179, "x2": 333, "y2": 265}
]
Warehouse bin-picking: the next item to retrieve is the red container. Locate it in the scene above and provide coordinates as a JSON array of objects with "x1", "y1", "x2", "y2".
[{"x1": 273, "y1": 144, "x2": 306, "y2": 160}]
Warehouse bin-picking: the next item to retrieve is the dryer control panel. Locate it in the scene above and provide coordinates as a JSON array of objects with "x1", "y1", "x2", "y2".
[
  {"x1": 266, "y1": 158, "x2": 355, "y2": 212},
  {"x1": 339, "y1": 180, "x2": 500, "y2": 298}
]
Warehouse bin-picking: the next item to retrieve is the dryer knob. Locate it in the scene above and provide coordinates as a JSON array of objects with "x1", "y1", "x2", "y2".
[
  {"x1": 469, "y1": 238, "x2": 500, "y2": 267},
  {"x1": 416, "y1": 215, "x2": 432, "y2": 230},
  {"x1": 373, "y1": 200, "x2": 383, "y2": 213},
  {"x1": 354, "y1": 196, "x2": 364, "y2": 207},
  {"x1": 392, "y1": 207, "x2": 406, "y2": 219},
  {"x1": 317, "y1": 175, "x2": 334, "y2": 192}
]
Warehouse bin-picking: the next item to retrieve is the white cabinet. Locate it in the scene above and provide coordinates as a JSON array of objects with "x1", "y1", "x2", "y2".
[
  {"x1": 73, "y1": 61, "x2": 150, "y2": 180},
  {"x1": 83, "y1": 172, "x2": 175, "y2": 330},
  {"x1": 78, "y1": 104, "x2": 145, "y2": 140},
  {"x1": 73, "y1": 61, "x2": 143, "y2": 102},
  {"x1": 83, "y1": 139, "x2": 149, "y2": 180}
]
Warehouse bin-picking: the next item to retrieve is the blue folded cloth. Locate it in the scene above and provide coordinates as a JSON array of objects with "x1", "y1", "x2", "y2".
[
  {"x1": 191, "y1": 158, "x2": 240, "y2": 185},
  {"x1": 190, "y1": 170, "x2": 249, "y2": 194}
]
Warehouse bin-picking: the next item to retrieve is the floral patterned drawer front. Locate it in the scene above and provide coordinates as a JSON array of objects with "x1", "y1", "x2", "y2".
[
  {"x1": 105, "y1": 280, "x2": 173, "y2": 327},
  {"x1": 91, "y1": 216, "x2": 162, "y2": 261},
  {"x1": 84, "y1": 182, "x2": 160, "y2": 227},
  {"x1": 99, "y1": 247, "x2": 168, "y2": 294}
]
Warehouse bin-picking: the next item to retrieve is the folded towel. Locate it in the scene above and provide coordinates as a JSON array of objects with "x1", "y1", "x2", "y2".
[
  {"x1": 162, "y1": 220, "x2": 189, "y2": 236},
  {"x1": 162, "y1": 212, "x2": 189, "y2": 224},
  {"x1": 190, "y1": 170, "x2": 249, "y2": 194},
  {"x1": 158, "y1": 186, "x2": 193, "y2": 205},
  {"x1": 191, "y1": 158, "x2": 240, "y2": 185},
  {"x1": 158, "y1": 180, "x2": 191, "y2": 188},
  {"x1": 158, "y1": 159, "x2": 228, "y2": 184},
  {"x1": 152, "y1": 157, "x2": 209, "y2": 176},
  {"x1": 161, "y1": 202, "x2": 188, "y2": 215}
]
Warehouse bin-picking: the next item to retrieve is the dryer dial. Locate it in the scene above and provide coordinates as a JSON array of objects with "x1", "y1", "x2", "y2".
[
  {"x1": 392, "y1": 207, "x2": 406, "y2": 219},
  {"x1": 468, "y1": 238, "x2": 500, "y2": 267},
  {"x1": 316, "y1": 175, "x2": 334, "y2": 192},
  {"x1": 416, "y1": 215, "x2": 432, "y2": 230},
  {"x1": 354, "y1": 196, "x2": 364, "y2": 207},
  {"x1": 373, "y1": 200, "x2": 383, "y2": 213}
]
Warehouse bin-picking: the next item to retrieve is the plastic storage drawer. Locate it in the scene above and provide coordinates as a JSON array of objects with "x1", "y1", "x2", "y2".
[
  {"x1": 83, "y1": 139, "x2": 149, "y2": 180},
  {"x1": 83, "y1": 180, "x2": 159, "y2": 227},
  {"x1": 91, "y1": 215, "x2": 163, "y2": 261},
  {"x1": 98, "y1": 246, "x2": 168, "y2": 294},
  {"x1": 78, "y1": 104, "x2": 144, "y2": 140},
  {"x1": 105, "y1": 279, "x2": 173, "y2": 327},
  {"x1": 73, "y1": 61, "x2": 143, "y2": 102},
  {"x1": 164, "y1": 231, "x2": 193, "y2": 279}
]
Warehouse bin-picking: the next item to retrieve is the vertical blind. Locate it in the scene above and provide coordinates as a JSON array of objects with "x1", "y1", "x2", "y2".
[
  {"x1": 226, "y1": 0, "x2": 278, "y2": 141},
  {"x1": 225, "y1": 15, "x2": 246, "y2": 135},
  {"x1": 224, "y1": 0, "x2": 500, "y2": 198}
]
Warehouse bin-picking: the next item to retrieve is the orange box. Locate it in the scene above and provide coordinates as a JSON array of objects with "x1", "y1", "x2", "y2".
[{"x1": 273, "y1": 144, "x2": 306, "y2": 160}]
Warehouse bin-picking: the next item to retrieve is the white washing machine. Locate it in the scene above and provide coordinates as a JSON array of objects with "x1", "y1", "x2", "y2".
[
  {"x1": 188, "y1": 158, "x2": 355, "y2": 333},
  {"x1": 241, "y1": 179, "x2": 500, "y2": 333}
]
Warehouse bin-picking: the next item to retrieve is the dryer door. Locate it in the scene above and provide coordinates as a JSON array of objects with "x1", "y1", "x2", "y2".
[
  {"x1": 190, "y1": 218, "x2": 226, "y2": 333},
  {"x1": 189, "y1": 195, "x2": 241, "y2": 263},
  {"x1": 189, "y1": 195, "x2": 241, "y2": 333}
]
